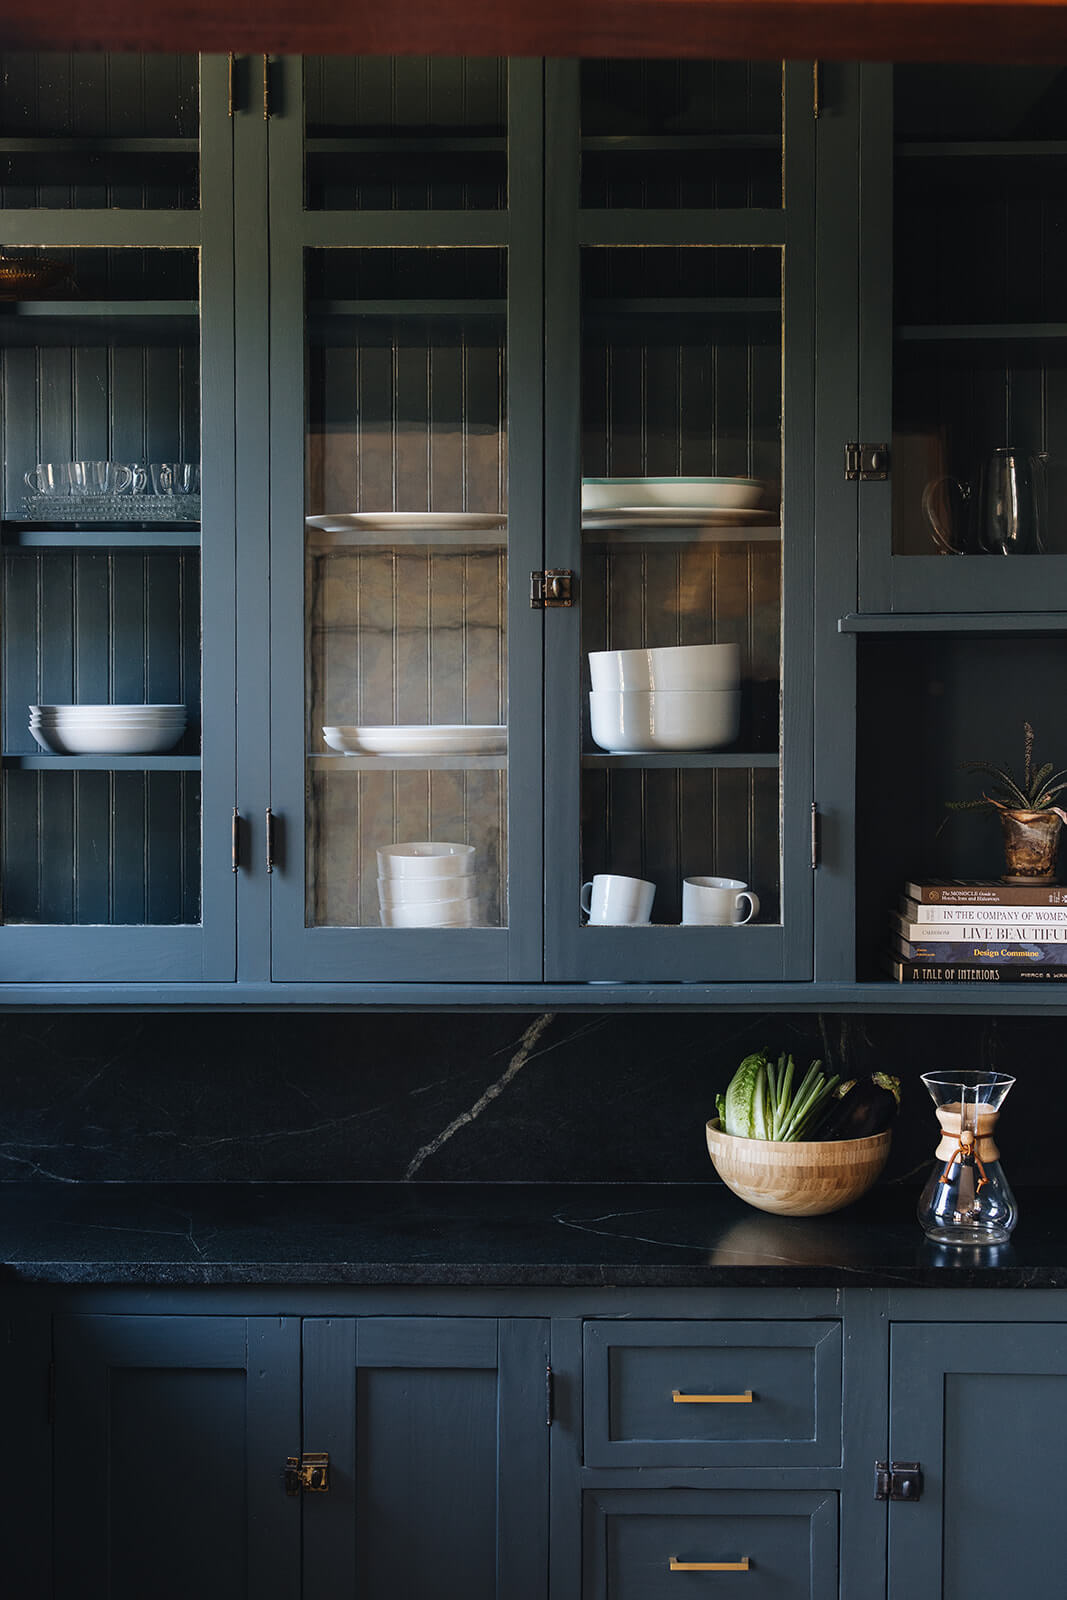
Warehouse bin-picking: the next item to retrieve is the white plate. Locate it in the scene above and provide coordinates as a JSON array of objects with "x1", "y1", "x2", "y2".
[
  {"x1": 306, "y1": 512, "x2": 506, "y2": 534},
  {"x1": 31, "y1": 726, "x2": 186, "y2": 755},
  {"x1": 323, "y1": 724, "x2": 507, "y2": 756},
  {"x1": 31, "y1": 704, "x2": 186, "y2": 716}
]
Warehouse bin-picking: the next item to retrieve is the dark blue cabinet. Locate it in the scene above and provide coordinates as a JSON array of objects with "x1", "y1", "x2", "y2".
[
  {"x1": 49, "y1": 1310, "x2": 550, "y2": 1600},
  {"x1": 52, "y1": 1314, "x2": 300, "y2": 1600},
  {"x1": 888, "y1": 1320, "x2": 1067, "y2": 1600}
]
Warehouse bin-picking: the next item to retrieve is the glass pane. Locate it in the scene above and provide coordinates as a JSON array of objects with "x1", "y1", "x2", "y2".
[
  {"x1": 304, "y1": 57, "x2": 507, "y2": 211},
  {"x1": 304, "y1": 247, "x2": 508, "y2": 930},
  {"x1": 580, "y1": 60, "x2": 782, "y2": 210},
  {"x1": 580, "y1": 245, "x2": 782, "y2": 926},
  {"x1": 0, "y1": 247, "x2": 202, "y2": 926},
  {"x1": 892, "y1": 66, "x2": 1067, "y2": 556},
  {"x1": 0, "y1": 53, "x2": 199, "y2": 209}
]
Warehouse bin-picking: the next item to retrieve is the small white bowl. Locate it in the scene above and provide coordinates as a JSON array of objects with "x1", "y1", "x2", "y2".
[
  {"x1": 31, "y1": 704, "x2": 186, "y2": 717},
  {"x1": 581, "y1": 477, "x2": 764, "y2": 512},
  {"x1": 376, "y1": 842, "x2": 477, "y2": 878},
  {"x1": 380, "y1": 898, "x2": 479, "y2": 928},
  {"x1": 377, "y1": 874, "x2": 476, "y2": 906},
  {"x1": 589, "y1": 643, "x2": 740, "y2": 693},
  {"x1": 589, "y1": 689, "x2": 740, "y2": 753}
]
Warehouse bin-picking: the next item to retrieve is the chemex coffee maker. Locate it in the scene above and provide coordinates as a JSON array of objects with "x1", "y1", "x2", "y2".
[
  {"x1": 922, "y1": 447, "x2": 1047, "y2": 555},
  {"x1": 917, "y1": 1071, "x2": 1017, "y2": 1246}
]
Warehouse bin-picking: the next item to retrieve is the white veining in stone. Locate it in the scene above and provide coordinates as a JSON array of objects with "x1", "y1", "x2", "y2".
[{"x1": 404, "y1": 1013, "x2": 557, "y2": 1179}]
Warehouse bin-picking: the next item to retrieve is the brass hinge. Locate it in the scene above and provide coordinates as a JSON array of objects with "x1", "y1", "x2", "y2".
[
  {"x1": 874, "y1": 1461, "x2": 923, "y2": 1502},
  {"x1": 546, "y1": 1363, "x2": 554, "y2": 1426},
  {"x1": 811, "y1": 802, "x2": 820, "y2": 871},
  {"x1": 284, "y1": 1451, "x2": 330, "y2": 1495},
  {"x1": 530, "y1": 569, "x2": 575, "y2": 608},
  {"x1": 845, "y1": 442, "x2": 890, "y2": 481}
]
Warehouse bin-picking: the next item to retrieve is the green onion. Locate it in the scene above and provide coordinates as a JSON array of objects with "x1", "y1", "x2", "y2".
[{"x1": 720, "y1": 1051, "x2": 840, "y2": 1142}]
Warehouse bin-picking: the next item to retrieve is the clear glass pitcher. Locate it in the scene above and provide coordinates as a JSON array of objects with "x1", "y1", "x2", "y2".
[{"x1": 918, "y1": 1071, "x2": 1017, "y2": 1245}]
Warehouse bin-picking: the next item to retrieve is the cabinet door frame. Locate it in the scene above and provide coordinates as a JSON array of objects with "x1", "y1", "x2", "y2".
[
  {"x1": 52, "y1": 1312, "x2": 300, "y2": 1599},
  {"x1": 265, "y1": 57, "x2": 546, "y2": 982},
  {"x1": 888, "y1": 1319, "x2": 1067, "y2": 1599},
  {"x1": 542, "y1": 59, "x2": 816, "y2": 982},
  {"x1": 302, "y1": 1314, "x2": 550, "y2": 1600},
  {"x1": 856, "y1": 63, "x2": 1067, "y2": 614},
  {"x1": 0, "y1": 54, "x2": 238, "y2": 982}
]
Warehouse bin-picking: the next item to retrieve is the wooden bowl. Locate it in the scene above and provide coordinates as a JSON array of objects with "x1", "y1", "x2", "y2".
[{"x1": 705, "y1": 1119, "x2": 891, "y2": 1216}]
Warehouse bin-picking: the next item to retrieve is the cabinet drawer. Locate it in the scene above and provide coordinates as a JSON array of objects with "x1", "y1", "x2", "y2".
[
  {"x1": 582, "y1": 1320, "x2": 842, "y2": 1467},
  {"x1": 583, "y1": 1488, "x2": 838, "y2": 1600}
]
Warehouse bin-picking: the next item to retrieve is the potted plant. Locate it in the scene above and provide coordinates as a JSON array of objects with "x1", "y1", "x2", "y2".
[{"x1": 944, "y1": 722, "x2": 1067, "y2": 883}]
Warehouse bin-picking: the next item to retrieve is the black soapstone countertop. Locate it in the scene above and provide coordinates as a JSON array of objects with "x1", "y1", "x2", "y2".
[{"x1": 1, "y1": 1181, "x2": 1065, "y2": 1287}]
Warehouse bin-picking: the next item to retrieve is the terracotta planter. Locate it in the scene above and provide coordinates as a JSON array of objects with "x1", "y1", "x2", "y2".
[{"x1": 999, "y1": 807, "x2": 1063, "y2": 884}]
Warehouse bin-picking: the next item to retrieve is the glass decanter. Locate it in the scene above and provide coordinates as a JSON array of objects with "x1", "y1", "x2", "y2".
[{"x1": 918, "y1": 1071, "x2": 1017, "y2": 1246}]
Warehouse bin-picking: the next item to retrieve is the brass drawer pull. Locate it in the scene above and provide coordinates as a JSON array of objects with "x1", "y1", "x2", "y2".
[
  {"x1": 672, "y1": 1389, "x2": 754, "y2": 1404},
  {"x1": 670, "y1": 1558, "x2": 750, "y2": 1573}
]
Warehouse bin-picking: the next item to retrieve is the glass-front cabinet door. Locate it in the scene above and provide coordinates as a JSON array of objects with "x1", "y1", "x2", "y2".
[
  {"x1": 268, "y1": 58, "x2": 544, "y2": 981},
  {"x1": 859, "y1": 63, "x2": 1067, "y2": 613},
  {"x1": 0, "y1": 54, "x2": 236, "y2": 981},
  {"x1": 544, "y1": 61, "x2": 815, "y2": 982}
]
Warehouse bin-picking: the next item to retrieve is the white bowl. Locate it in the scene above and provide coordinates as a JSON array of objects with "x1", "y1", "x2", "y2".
[
  {"x1": 581, "y1": 477, "x2": 764, "y2": 512},
  {"x1": 323, "y1": 724, "x2": 505, "y2": 756},
  {"x1": 31, "y1": 725, "x2": 186, "y2": 755},
  {"x1": 31, "y1": 714, "x2": 187, "y2": 726},
  {"x1": 380, "y1": 898, "x2": 479, "y2": 928},
  {"x1": 589, "y1": 689, "x2": 740, "y2": 752},
  {"x1": 377, "y1": 873, "x2": 476, "y2": 906},
  {"x1": 376, "y1": 842, "x2": 477, "y2": 878},
  {"x1": 589, "y1": 643, "x2": 740, "y2": 693}
]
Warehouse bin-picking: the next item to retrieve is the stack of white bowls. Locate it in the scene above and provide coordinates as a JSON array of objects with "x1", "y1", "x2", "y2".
[
  {"x1": 29, "y1": 704, "x2": 188, "y2": 756},
  {"x1": 588, "y1": 644, "x2": 741, "y2": 753},
  {"x1": 376, "y1": 842, "x2": 479, "y2": 928}
]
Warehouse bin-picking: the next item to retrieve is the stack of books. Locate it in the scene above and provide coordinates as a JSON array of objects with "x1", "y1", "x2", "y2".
[{"x1": 891, "y1": 880, "x2": 1067, "y2": 983}]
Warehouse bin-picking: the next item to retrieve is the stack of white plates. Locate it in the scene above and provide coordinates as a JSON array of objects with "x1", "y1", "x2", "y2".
[
  {"x1": 376, "y1": 842, "x2": 479, "y2": 928},
  {"x1": 29, "y1": 704, "x2": 188, "y2": 756}
]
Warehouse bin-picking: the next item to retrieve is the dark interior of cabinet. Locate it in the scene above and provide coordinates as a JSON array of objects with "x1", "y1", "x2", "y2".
[
  {"x1": 303, "y1": 56, "x2": 507, "y2": 211},
  {"x1": 892, "y1": 65, "x2": 1067, "y2": 558},
  {"x1": 579, "y1": 59, "x2": 782, "y2": 209},
  {"x1": 304, "y1": 247, "x2": 508, "y2": 930},
  {"x1": 0, "y1": 52, "x2": 199, "y2": 207},
  {"x1": 855, "y1": 633, "x2": 1067, "y2": 979}
]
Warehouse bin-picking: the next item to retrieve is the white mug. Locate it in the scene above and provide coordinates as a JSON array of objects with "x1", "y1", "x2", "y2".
[
  {"x1": 580, "y1": 873, "x2": 655, "y2": 925},
  {"x1": 682, "y1": 876, "x2": 759, "y2": 926}
]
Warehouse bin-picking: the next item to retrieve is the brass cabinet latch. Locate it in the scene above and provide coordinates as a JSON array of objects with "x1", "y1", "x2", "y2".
[
  {"x1": 530, "y1": 569, "x2": 575, "y2": 608},
  {"x1": 845, "y1": 442, "x2": 890, "y2": 481},
  {"x1": 284, "y1": 1451, "x2": 330, "y2": 1495},
  {"x1": 874, "y1": 1460, "x2": 922, "y2": 1501}
]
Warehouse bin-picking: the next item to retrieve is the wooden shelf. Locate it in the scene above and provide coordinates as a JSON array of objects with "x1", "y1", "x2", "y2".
[
  {"x1": 583, "y1": 520, "x2": 780, "y2": 544},
  {"x1": 3, "y1": 525, "x2": 201, "y2": 550},
  {"x1": 896, "y1": 323, "x2": 1067, "y2": 342},
  {"x1": 582, "y1": 751, "x2": 778, "y2": 769},
  {"x1": 306, "y1": 135, "x2": 505, "y2": 155},
  {"x1": 840, "y1": 611, "x2": 1067, "y2": 634},
  {"x1": 309, "y1": 753, "x2": 506, "y2": 771},
  {"x1": 582, "y1": 133, "x2": 780, "y2": 153},
  {"x1": 4, "y1": 755, "x2": 200, "y2": 771},
  {"x1": 0, "y1": 300, "x2": 198, "y2": 347},
  {"x1": 898, "y1": 140, "x2": 1067, "y2": 159},
  {"x1": 0, "y1": 136, "x2": 198, "y2": 154}
]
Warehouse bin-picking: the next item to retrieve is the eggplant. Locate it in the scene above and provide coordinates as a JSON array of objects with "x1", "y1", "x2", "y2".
[{"x1": 808, "y1": 1072, "x2": 901, "y2": 1141}]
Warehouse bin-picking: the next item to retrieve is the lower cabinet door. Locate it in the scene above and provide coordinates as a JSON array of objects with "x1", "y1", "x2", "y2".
[
  {"x1": 583, "y1": 1489, "x2": 839, "y2": 1599},
  {"x1": 889, "y1": 1322, "x2": 1067, "y2": 1600},
  {"x1": 302, "y1": 1316, "x2": 550, "y2": 1600},
  {"x1": 53, "y1": 1314, "x2": 300, "y2": 1600}
]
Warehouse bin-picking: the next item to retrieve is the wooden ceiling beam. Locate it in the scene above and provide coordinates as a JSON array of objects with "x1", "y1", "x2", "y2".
[{"x1": 3, "y1": 0, "x2": 1067, "y2": 64}]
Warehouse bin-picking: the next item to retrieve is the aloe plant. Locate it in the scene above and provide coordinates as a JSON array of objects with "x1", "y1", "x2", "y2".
[{"x1": 945, "y1": 722, "x2": 1067, "y2": 820}]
